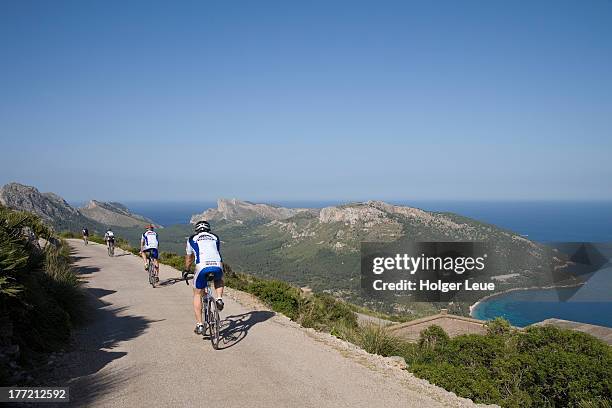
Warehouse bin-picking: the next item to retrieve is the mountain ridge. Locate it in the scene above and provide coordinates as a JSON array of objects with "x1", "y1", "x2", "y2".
[
  {"x1": 0, "y1": 182, "x2": 158, "y2": 231},
  {"x1": 186, "y1": 198, "x2": 570, "y2": 316}
]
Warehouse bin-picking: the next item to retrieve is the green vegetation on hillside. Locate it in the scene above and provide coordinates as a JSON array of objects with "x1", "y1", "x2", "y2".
[
  {"x1": 415, "y1": 322, "x2": 612, "y2": 407},
  {"x1": 225, "y1": 266, "x2": 357, "y2": 330},
  {"x1": 0, "y1": 206, "x2": 85, "y2": 385},
  {"x1": 334, "y1": 318, "x2": 612, "y2": 408}
]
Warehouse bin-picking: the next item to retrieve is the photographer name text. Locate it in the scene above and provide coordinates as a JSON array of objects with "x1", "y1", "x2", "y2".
[{"x1": 372, "y1": 279, "x2": 495, "y2": 292}]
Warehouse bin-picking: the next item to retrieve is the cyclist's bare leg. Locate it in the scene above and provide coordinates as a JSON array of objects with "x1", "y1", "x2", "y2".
[
  {"x1": 154, "y1": 259, "x2": 160, "y2": 276},
  {"x1": 214, "y1": 279, "x2": 224, "y2": 299},
  {"x1": 193, "y1": 288, "x2": 203, "y2": 324},
  {"x1": 140, "y1": 251, "x2": 148, "y2": 266}
]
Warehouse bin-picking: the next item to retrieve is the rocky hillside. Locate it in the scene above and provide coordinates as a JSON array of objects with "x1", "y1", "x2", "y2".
[
  {"x1": 80, "y1": 200, "x2": 156, "y2": 228},
  {"x1": 0, "y1": 183, "x2": 98, "y2": 232},
  {"x1": 191, "y1": 199, "x2": 573, "y2": 316},
  {"x1": 0, "y1": 182, "x2": 157, "y2": 232},
  {"x1": 191, "y1": 198, "x2": 313, "y2": 223}
]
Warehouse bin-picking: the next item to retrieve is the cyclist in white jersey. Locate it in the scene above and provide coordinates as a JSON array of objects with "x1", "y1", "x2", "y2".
[
  {"x1": 104, "y1": 228, "x2": 115, "y2": 251},
  {"x1": 140, "y1": 225, "x2": 159, "y2": 280},
  {"x1": 184, "y1": 220, "x2": 224, "y2": 335}
]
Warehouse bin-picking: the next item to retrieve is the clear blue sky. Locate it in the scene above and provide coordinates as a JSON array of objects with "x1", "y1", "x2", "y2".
[{"x1": 1, "y1": 0, "x2": 611, "y2": 202}]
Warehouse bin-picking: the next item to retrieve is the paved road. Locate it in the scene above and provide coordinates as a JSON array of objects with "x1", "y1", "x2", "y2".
[{"x1": 55, "y1": 240, "x2": 479, "y2": 407}]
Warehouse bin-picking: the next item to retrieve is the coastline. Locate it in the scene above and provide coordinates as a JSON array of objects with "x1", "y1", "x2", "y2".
[{"x1": 469, "y1": 281, "x2": 585, "y2": 319}]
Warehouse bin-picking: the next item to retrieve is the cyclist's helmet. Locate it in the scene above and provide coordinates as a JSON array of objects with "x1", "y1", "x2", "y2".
[
  {"x1": 195, "y1": 220, "x2": 211, "y2": 233},
  {"x1": 146, "y1": 224, "x2": 155, "y2": 230}
]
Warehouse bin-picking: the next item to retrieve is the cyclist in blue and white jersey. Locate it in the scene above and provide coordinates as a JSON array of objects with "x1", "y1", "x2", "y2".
[
  {"x1": 104, "y1": 228, "x2": 115, "y2": 251},
  {"x1": 140, "y1": 225, "x2": 159, "y2": 280},
  {"x1": 184, "y1": 220, "x2": 224, "y2": 335}
]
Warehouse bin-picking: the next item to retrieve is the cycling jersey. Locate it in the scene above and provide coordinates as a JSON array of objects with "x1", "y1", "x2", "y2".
[
  {"x1": 186, "y1": 231, "x2": 222, "y2": 272},
  {"x1": 104, "y1": 231, "x2": 115, "y2": 241},
  {"x1": 141, "y1": 230, "x2": 159, "y2": 250}
]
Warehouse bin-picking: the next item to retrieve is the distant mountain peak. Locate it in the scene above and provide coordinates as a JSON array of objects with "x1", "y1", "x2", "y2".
[
  {"x1": 80, "y1": 199, "x2": 156, "y2": 228},
  {"x1": 191, "y1": 198, "x2": 311, "y2": 223},
  {"x1": 0, "y1": 182, "x2": 158, "y2": 230}
]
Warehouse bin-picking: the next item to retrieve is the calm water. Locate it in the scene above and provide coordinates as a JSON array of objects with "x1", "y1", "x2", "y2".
[
  {"x1": 471, "y1": 263, "x2": 612, "y2": 327},
  {"x1": 121, "y1": 201, "x2": 216, "y2": 226},
  {"x1": 471, "y1": 291, "x2": 612, "y2": 327}
]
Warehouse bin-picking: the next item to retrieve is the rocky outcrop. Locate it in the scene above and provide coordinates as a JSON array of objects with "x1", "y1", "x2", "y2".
[
  {"x1": 319, "y1": 201, "x2": 486, "y2": 234},
  {"x1": 191, "y1": 198, "x2": 312, "y2": 223},
  {"x1": 0, "y1": 183, "x2": 93, "y2": 231},
  {"x1": 80, "y1": 200, "x2": 156, "y2": 228},
  {"x1": 319, "y1": 203, "x2": 388, "y2": 225}
]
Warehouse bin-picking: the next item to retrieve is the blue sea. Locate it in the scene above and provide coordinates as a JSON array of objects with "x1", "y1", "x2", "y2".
[
  {"x1": 123, "y1": 199, "x2": 612, "y2": 328},
  {"x1": 121, "y1": 201, "x2": 216, "y2": 226}
]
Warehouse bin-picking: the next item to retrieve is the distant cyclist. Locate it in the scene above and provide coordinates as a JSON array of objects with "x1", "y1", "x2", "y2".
[
  {"x1": 140, "y1": 225, "x2": 159, "y2": 282},
  {"x1": 104, "y1": 228, "x2": 115, "y2": 253},
  {"x1": 184, "y1": 220, "x2": 224, "y2": 335},
  {"x1": 82, "y1": 227, "x2": 89, "y2": 245}
]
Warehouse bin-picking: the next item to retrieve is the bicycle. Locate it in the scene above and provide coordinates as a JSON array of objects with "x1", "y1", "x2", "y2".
[
  {"x1": 145, "y1": 251, "x2": 157, "y2": 288},
  {"x1": 107, "y1": 239, "x2": 115, "y2": 257},
  {"x1": 185, "y1": 272, "x2": 221, "y2": 349}
]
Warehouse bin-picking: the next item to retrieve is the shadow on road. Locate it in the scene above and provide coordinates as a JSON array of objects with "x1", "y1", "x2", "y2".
[
  {"x1": 215, "y1": 311, "x2": 275, "y2": 350},
  {"x1": 69, "y1": 255, "x2": 90, "y2": 262},
  {"x1": 41, "y1": 285, "x2": 156, "y2": 407},
  {"x1": 69, "y1": 247, "x2": 89, "y2": 260},
  {"x1": 73, "y1": 265, "x2": 101, "y2": 275},
  {"x1": 158, "y1": 277, "x2": 185, "y2": 287}
]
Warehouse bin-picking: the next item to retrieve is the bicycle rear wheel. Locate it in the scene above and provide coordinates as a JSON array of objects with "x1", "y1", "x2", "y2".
[
  {"x1": 209, "y1": 299, "x2": 220, "y2": 349},
  {"x1": 148, "y1": 260, "x2": 155, "y2": 288},
  {"x1": 201, "y1": 296, "x2": 209, "y2": 337}
]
